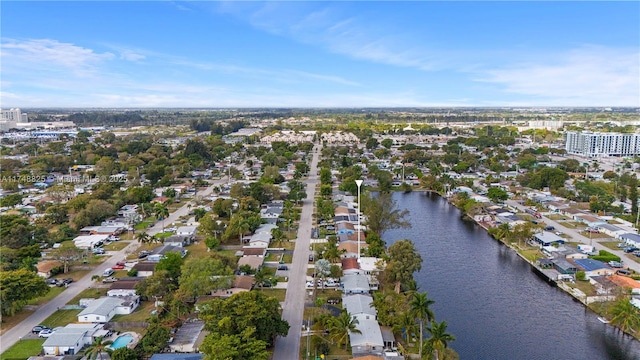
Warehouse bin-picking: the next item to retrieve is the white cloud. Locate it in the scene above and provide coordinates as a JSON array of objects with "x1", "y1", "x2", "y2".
[
  {"x1": 1, "y1": 38, "x2": 114, "y2": 72},
  {"x1": 476, "y1": 46, "x2": 640, "y2": 106}
]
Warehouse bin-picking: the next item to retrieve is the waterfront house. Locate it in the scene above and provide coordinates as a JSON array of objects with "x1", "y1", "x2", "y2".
[
  {"x1": 350, "y1": 316, "x2": 385, "y2": 357},
  {"x1": 341, "y1": 274, "x2": 371, "y2": 294},
  {"x1": 533, "y1": 232, "x2": 565, "y2": 248},
  {"x1": 573, "y1": 259, "x2": 615, "y2": 278},
  {"x1": 552, "y1": 259, "x2": 578, "y2": 274},
  {"x1": 342, "y1": 294, "x2": 376, "y2": 318},
  {"x1": 342, "y1": 258, "x2": 363, "y2": 276}
]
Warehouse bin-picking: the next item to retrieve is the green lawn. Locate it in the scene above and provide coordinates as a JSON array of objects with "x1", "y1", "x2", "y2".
[
  {"x1": 546, "y1": 214, "x2": 568, "y2": 221},
  {"x1": 41, "y1": 309, "x2": 82, "y2": 328},
  {"x1": 0, "y1": 339, "x2": 45, "y2": 360},
  {"x1": 135, "y1": 220, "x2": 154, "y2": 231},
  {"x1": 67, "y1": 288, "x2": 108, "y2": 305},
  {"x1": 600, "y1": 241, "x2": 622, "y2": 250},
  {"x1": 282, "y1": 254, "x2": 293, "y2": 263},
  {"x1": 103, "y1": 241, "x2": 131, "y2": 251},
  {"x1": 111, "y1": 301, "x2": 155, "y2": 323},
  {"x1": 27, "y1": 286, "x2": 66, "y2": 306},
  {"x1": 258, "y1": 289, "x2": 287, "y2": 302}
]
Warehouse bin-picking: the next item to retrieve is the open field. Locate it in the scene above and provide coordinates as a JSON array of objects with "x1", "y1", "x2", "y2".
[{"x1": 0, "y1": 339, "x2": 45, "y2": 360}]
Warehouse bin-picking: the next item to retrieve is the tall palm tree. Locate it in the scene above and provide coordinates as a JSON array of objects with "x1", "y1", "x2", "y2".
[
  {"x1": 410, "y1": 292, "x2": 435, "y2": 359},
  {"x1": 328, "y1": 310, "x2": 362, "y2": 350},
  {"x1": 425, "y1": 320, "x2": 455, "y2": 360},
  {"x1": 392, "y1": 311, "x2": 418, "y2": 346},
  {"x1": 154, "y1": 202, "x2": 169, "y2": 233},
  {"x1": 136, "y1": 231, "x2": 151, "y2": 244},
  {"x1": 84, "y1": 336, "x2": 113, "y2": 360},
  {"x1": 610, "y1": 299, "x2": 640, "y2": 334}
]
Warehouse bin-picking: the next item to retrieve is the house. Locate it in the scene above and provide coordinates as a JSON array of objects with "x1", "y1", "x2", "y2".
[
  {"x1": 341, "y1": 274, "x2": 371, "y2": 294},
  {"x1": 620, "y1": 233, "x2": 640, "y2": 247},
  {"x1": 73, "y1": 234, "x2": 110, "y2": 249},
  {"x1": 336, "y1": 221, "x2": 356, "y2": 235},
  {"x1": 79, "y1": 226, "x2": 124, "y2": 236},
  {"x1": 573, "y1": 259, "x2": 616, "y2": 278},
  {"x1": 164, "y1": 235, "x2": 192, "y2": 247},
  {"x1": 254, "y1": 223, "x2": 278, "y2": 235},
  {"x1": 148, "y1": 245, "x2": 187, "y2": 262},
  {"x1": 168, "y1": 320, "x2": 205, "y2": 353},
  {"x1": 358, "y1": 257, "x2": 384, "y2": 275},
  {"x1": 241, "y1": 247, "x2": 266, "y2": 257},
  {"x1": 532, "y1": 232, "x2": 565, "y2": 248},
  {"x1": 209, "y1": 275, "x2": 254, "y2": 298},
  {"x1": 342, "y1": 294, "x2": 376, "y2": 317},
  {"x1": 132, "y1": 262, "x2": 157, "y2": 277},
  {"x1": 594, "y1": 223, "x2": 627, "y2": 238},
  {"x1": 77, "y1": 296, "x2": 140, "y2": 323},
  {"x1": 42, "y1": 324, "x2": 104, "y2": 355},
  {"x1": 342, "y1": 257, "x2": 363, "y2": 276},
  {"x1": 552, "y1": 259, "x2": 578, "y2": 274},
  {"x1": 350, "y1": 316, "x2": 385, "y2": 357},
  {"x1": 176, "y1": 226, "x2": 198, "y2": 237},
  {"x1": 247, "y1": 232, "x2": 271, "y2": 248},
  {"x1": 574, "y1": 214, "x2": 605, "y2": 228},
  {"x1": 36, "y1": 260, "x2": 62, "y2": 278},
  {"x1": 338, "y1": 242, "x2": 360, "y2": 259},
  {"x1": 609, "y1": 274, "x2": 640, "y2": 294},
  {"x1": 107, "y1": 278, "x2": 143, "y2": 297},
  {"x1": 237, "y1": 256, "x2": 263, "y2": 271}
]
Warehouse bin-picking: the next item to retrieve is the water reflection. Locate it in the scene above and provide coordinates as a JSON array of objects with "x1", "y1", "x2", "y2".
[{"x1": 383, "y1": 192, "x2": 640, "y2": 360}]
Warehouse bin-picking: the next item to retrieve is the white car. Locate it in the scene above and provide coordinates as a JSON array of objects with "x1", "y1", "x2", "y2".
[{"x1": 39, "y1": 329, "x2": 55, "y2": 338}]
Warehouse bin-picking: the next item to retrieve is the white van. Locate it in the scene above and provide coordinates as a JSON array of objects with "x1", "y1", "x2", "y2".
[{"x1": 102, "y1": 268, "x2": 115, "y2": 277}]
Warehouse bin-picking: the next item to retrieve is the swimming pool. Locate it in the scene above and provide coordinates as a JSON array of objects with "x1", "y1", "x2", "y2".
[{"x1": 110, "y1": 334, "x2": 133, "y2": 349}]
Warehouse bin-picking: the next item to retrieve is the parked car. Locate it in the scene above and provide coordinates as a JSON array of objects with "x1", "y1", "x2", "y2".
[
  {"x1": 112, "y1": 263, "x2": 125, "y2": 270},
  {"x1": 102, "y1": 277, "x2": 118, "y2": 283},
  {"x1": 609, "y1": 261, "x2": 623, "y2": 268},
  {"x1": 45, "y1": 278, "x2": 59, "y2": 286},
  {"x1": 617, "y1": 269, "x2": 632, "y2": 276},
  {"x1": 277, "y1": 265, "x2": 288, "y2": 271},
  {"x1": 92, "y1": 248, "x2": 105, "y2": 255},
  {"x1": 544, "y1": 226, "x2": 555, "y2": 231},
  {"x1": 32, "y1": 325, "x2": 50, "y2": 334},
  {"x1": 39, "y1": 329, "x2": 55, "y2": 338},
  {"x1": 57, "y1": 278, "x2": 73, "y2": 287},
  {"x1": 138, "y1": 251, "x2": 151, "y2": 259},
  {"x1": 624, "y1": 247, "x2": 639, "y2": 253}
]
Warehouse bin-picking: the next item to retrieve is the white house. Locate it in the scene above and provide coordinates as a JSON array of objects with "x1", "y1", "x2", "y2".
[
  {"x1": 77, "y1": 296, "x2": 140, "y2": 323},
  {"x1": 176, "y1": 226, "x2": 198, "y2": 237},
  {"x1": 247, "y1": 232, "x2": 271, "y2": 248},
  {"x1": 349, "y1": 316, "x2": 385, "y2": 357},
  {"x1": 42, "y1": 324, "x2": 104, "y2": 355},
  {"x1": 73, "y1": 234, "x2": 110, "y2": 249}
]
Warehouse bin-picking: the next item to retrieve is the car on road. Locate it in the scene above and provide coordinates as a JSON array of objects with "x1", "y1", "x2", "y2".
[
  {"x1": 102, "y1": 277, "x2": 118, "y2": 283},
  {"x1": 32, "y1": 325, "x2": 50, "y2": 334},
  {"x1": 544, "y1": 226, "x2": 555, "y2": 231},
  {"x1": 38, "y1": 329, "x2": 55, "y2": 338}
]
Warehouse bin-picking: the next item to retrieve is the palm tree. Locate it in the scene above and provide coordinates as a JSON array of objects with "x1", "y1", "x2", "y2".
[
  {"x1": 425, "y1": 320, "x2": 455, "y2": 360},
  {"x1": 84, "y1": 336, "x2": 113, "y2": 360},
  {"x1": 154, "y1": 202, "x2": 169, "y2": 233},
  {"x1": 136, "y1": 231, "x2": 151, "y2": 244},
  {"x1": 328, "y1": 310, "x2": 361, "y2": 350},
  {"x1": 392, "y1": 311, "x2": 418, "y2": 346},
  {"x1": 610, "y1": 299, "x2": 640, "y2": 334},
  {"x1": 410, "y1": 292, "x2": 435, "y2": 359}
]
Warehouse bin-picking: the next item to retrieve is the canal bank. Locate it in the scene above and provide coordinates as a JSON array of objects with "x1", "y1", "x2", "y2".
[{"x1": 384, "y1": 191, "x2": 640, "y2": 360}]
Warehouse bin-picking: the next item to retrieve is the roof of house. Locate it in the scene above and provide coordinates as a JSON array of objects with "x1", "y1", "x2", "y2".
[
  {"x1": 176, "y1": 226, "x2": 198, "y2": 234},
  {"x1": 341, "y1": 274, "x2": 370, "y2": 291},
  {"x1": 349, "y1": 317, "x2": 384, "y2": 347},
  {"x1": 133, "y1": 262, "x2": 157, "y2": 271},
  {"x1": 110, "y1": 280, "x2": 140, "y2": 290},
  {"x1": 342, "y1": 257, "x2": 360, "y2": 270},
  {"x1": 237, "y1": 256, "x2": 263, "y2": 270},
  {"x1": 342, "y1": 294, "x2": 376, "y2": 316},
  {"x1": 338, "y1": 242, "x2": 360, "y2": 254},
  {"x1": 42, "y1": 324, "x2": 101, "y2": 347},
  {"x1": 36, "y1": 260, "x2": 62, "y2": 273},
  {"x1": 241, "y1": 247, "x2": 266, "y2": 256},
  {"x1": 78, "y1": 297, "x2": 125, "y2": 317},
  {"x1": 621, "y1": 233, "x2": 640, "y2": 242},
  {"x1": 597, "y1": 223, "x2": 624, "y2": 232},
  {"x1": 574, "y1": 258, "x2": 609, "y2": 271},
  {"x1": 233, "y1": 275, "x2": 254, "y2": 290}
]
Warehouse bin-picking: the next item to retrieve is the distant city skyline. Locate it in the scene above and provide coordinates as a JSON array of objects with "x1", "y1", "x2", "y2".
[{"x1": 1, "y1": 1, "x2": 638, "y2": 108}]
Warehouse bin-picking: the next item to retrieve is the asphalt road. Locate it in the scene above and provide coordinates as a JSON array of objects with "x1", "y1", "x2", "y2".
[
  {"x1": 0, "y1": 179, "x2": 227, "y2": 351},
  {"x1": 505, "y1": 200, "x2": 640, "y2": 273},
  {"x1": 272, "y1": 144, "x2": 321, "y2": 360}
]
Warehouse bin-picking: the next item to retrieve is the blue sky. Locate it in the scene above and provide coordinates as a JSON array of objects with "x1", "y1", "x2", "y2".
[{"x1": 1, "y1": 1, "x2": 638, "y2": 108}]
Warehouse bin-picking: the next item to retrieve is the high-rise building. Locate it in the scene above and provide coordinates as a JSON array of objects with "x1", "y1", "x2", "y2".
[
  {"x1": 565, "y1": 131, "x2": 640, "y2": 157},
  {"x1": 1, "y1": 108, "x2": 28, "y2": 122}
]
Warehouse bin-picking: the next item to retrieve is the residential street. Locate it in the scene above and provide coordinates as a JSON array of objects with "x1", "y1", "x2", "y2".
[
  {"x1": 505, "y1": 200, "x2": 640, "y2": 273},
  {"x1": 272, "y1": 144, "x2": 321, "y2": 360},
  {"x1": 0, "y1": 179, "x2": 226, "y2": 351}
]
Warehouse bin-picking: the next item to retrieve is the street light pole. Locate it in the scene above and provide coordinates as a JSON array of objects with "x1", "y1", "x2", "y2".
[{"x1": 355, "y1": 180, "x2": 363, "y2": 260}]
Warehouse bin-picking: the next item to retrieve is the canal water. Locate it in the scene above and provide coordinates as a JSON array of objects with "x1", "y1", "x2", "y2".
[{"x1": 383, "y1": 192, "x2": 640, "y2": 360}]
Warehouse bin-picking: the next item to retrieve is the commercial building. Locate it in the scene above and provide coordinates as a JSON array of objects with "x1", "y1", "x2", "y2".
[{"x1": 565, "y1": 131, "x2": 640, "y2": 157}]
